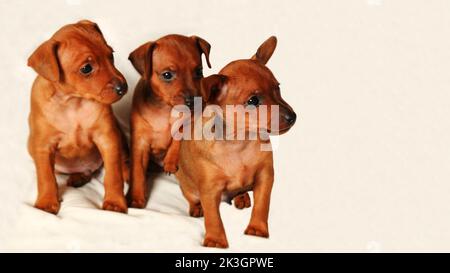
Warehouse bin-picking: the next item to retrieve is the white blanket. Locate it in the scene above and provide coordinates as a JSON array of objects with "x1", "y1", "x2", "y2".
[{"x1": 3, "y1": 0, "x2": 450, "y2": 252}]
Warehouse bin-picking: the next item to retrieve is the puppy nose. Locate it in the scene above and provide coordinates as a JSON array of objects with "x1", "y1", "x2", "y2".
[
  {"x1": 185, "y1": 96, "x2": 195, "y2": 109},
  {"x1": 114, "y1": 82, "x2": 127, "y2": 96},
  {"x1": 284, "y1": 112, "x2": 297, "y2": 125}
]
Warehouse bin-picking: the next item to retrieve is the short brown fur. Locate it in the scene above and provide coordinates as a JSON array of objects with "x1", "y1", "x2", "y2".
[
  {"x1": 127, "y1": 34, "x2": 211, "y2": 208},
  {"x1": 175, "y1": 37, "x2": 296, "y2": 248},
  {"x1": 27, "y1": 20, "x2": 129, "y2": 214}
]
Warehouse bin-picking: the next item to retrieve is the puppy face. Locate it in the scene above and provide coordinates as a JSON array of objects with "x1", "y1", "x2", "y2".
[
  {"x1": 28, "y1": 20, "x2": 127, "y2": 104},
  {"x1": 201, "y1": 37, "x2": 296, "y2": 135},
  {"x1": 129, "y1": 34, "x2": 211, "y2": 107}
]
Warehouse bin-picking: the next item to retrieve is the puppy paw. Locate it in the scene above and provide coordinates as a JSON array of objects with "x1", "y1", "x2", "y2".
[
  {"x1": 35, "y1": 198, "x2": 60, "y2": 215},
  {"x1": 67, "y1": 173, "x2": 91, "y2": 188},
  {"x1": 127, "y1": 193, "x2": 147, "y2": 209},
  {"x1": 203, "y1": 234, "x2": 229, "y2": 248},
  {"x1": 103, "y1": 197, "x2": 128, "y2": 213},
  {"x1": 244, "y1": 224, "x2": 269, "y2": 238},
  {"x1": 163, "y1": 162, "x2": 178, "y2": 174},
  {"x1": 189, "y1": 203, "x2": 203, "y2": 217},
  {"x1": 128, "y1": 197, "x2": 147, "y2": 209},
  {"x1": 233, "y1": 192, "x2": 251, "y2": 209}
]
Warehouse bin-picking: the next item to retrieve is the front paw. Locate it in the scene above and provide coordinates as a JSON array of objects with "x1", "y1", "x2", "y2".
[
  {"x1": 126, "y1": 192, "x2": 147, "y2": 208},
  {"x1": 128, "y1": 197, "x2": 147, "y2": 209},
  {"x1": 35, "y1": 197, "x2": 60, "y2": 215},
  {"x1": 163, "y1": 162, "x2": 178, "y2": 174},
  {"x1": 203, "y1": 234, "x2": 229, "y2": 248},
  {"x1": 233, "y1": 192, "x2": 251, "y2": 209},
  {"x1": 189, "y1": 203, "x2": 203, "y2": 217},
  {"x1": 103, "y1": 197, "x2": 128, "y2": 213},
  {"x1": 245, "y1": 223, "x2": 269, "y2": 238}
]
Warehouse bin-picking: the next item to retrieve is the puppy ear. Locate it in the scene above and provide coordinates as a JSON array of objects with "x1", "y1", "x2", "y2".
[
  {"x1": 201, "y1": 74, "x2": 227, "y2": 103},
  {"x1": 77, "y1": 20, "x2": 103, "y2": 35},
  {"x1": 27, "y1": 39, "x2": 60, "y2": 82},
  {"x1": 129, "y1": 42, "x2": 156, "y2": 79},
  {"x1": 251, "y1": 36, "x2": 277, "y2": 65},
  {"x1": 191, "y1": 36, "x2": 212, "y2": 68}
]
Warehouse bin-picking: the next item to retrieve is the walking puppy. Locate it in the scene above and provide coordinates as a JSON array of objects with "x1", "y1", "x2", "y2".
[
  {"x1": 175, "y1": 37, "x2": 296, "y2": 248},
  {"x1": 27, "y1": 20, "x2": 129, "y2": 214},
  {"x1": 127, "y1": 34, "x2": 211, "y2": 208}
]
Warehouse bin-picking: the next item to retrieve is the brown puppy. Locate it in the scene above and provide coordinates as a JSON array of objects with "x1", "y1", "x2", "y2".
[
  {"x1": 175, "y1": 37, "x2": 296, "y2": 248},
  {"x1": 27, "y1": 20, "x2": 129, "y2": 214},
  {"x1": 127, "y1": 34, "x2": 211, "y2": 208}
]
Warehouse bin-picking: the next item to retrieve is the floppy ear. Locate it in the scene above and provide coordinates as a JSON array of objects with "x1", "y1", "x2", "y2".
[
  {"x1": 77, "y1": 20, "x2": 103, "y2": 35},
  {"x1": 129, "y1": 42, "x2": 156, "y2": 80},
  {"x1": 201, "y1": 74, "x2": 227, "y2": 103},
  {"x1": 27, "y1": 39, "x2": 60, "y2": 82},
  {"x1": 251, "y1": 36, "x2": 277, "y2": 65},
  {"x1": 191, "y1": 36, "x2": 211, "y2": 68}
]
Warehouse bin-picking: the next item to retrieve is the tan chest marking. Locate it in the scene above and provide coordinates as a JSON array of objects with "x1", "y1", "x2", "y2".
[
  {"x1": 44, "y1": 96, "x2": 103, "y2": 157},
  {"x1": 142, "y1": 104, "x2": 178, "y2": 156},
  {"x1": 210, "y1": 141, "x2": 263, "y2": 192}
]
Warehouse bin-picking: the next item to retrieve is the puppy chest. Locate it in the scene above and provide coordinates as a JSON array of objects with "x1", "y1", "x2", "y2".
[
  {"x1": 209, "y1": 145, "x2": 259, "y2": 188},
  {"x1": 148, "y1": 123, "x2": 172, "y2": 152},
  {"x1": 48, "y1": 98, "x2": 101, "y2": 129},
  {"x1": 219, "y1": 159, "x2": 257, "y2": 192},
  {"x1": 57, "y1": 127, "x2": 96, "y2": 157}
]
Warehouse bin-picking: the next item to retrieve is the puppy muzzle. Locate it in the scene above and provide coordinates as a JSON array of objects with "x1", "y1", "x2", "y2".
[{"x1": 112, "y1": 80, "x2": 128, "y2": 96}]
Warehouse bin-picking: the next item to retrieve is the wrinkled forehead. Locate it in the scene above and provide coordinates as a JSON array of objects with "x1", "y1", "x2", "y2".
[
  {"x1": 152, "y1": 38, "x2": 201, "y2": 70},
  {"x1": 55, "y1": 25, "x2": 111, "y2": 55},
  {"x1": 221, "y1": 60, "x2": 279, "y2": 92},
  {"x1": 57, "y1": 33, "x2": 113, "y2": 65}
]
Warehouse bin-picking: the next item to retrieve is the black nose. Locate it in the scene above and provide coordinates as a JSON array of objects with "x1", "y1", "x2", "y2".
[
  {"x1": 185, "y1": 96, "x2": 195, "y2": 109},
  {"x1": 284, "y1": 112, "x2": 297, "y2": 125},
  {"x1": 114, "y1": 82, "x2": 127, "y2": 96}
]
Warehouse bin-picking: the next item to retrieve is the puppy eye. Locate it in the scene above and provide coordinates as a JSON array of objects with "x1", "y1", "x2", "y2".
[
  {"x1": 194, "y1": 67, "x2": 203, "y2": 79},
  {"x1": 80, "y1": 63, "x2": 93, "y2": 75},
  {"x1": 161, "y1": 71, "x2": 174, "y2": 82},
  {"x1": 247, "y1": 96, "x2": 260, "y2": 106}
]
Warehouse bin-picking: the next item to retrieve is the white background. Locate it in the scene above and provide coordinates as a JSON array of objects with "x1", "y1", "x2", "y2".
[{"x1": 1, "y1": 0, "x2": 450, "y2": 252}]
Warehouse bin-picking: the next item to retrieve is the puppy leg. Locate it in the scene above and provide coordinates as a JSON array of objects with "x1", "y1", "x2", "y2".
[
  {"x1": 189, "y1": 201, "x2": 203, "y2": 217},
  {"x1": 120, "y1": 128, "x2": 130, "y2": 183},
  {"x1": 200, "y1": 187, "x2": 228, "y2": 248},
  {"x1": 245, "y1": 166, "x2": 274, "y2": 238},
  {"x1": 233, "y1": 192, "x2": 251, "y2": 209},
  {"x1": 33, "y1": 148, "x2": 60, "y2": 214},
  {"x1": 163, "y1": 139, "x2": 180, "y2": 174},
  {"x1": 179, "y1": 184, "x2": 203, "y2": 217},
  {"x1": 67, "y1": 172, "x2": 92, "y2": 188},
  {"x1": 127, "y1": 133, "x2": 150, "y2": 208},
  {"x1": 94, "y1": 132, "x2": 127, "y2": 213},
  {"x1": 121, "y1": 154, "x2": 130, "y2": 183}
]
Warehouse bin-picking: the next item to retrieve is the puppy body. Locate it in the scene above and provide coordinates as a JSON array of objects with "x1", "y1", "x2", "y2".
[
  {"x1": 175, "y1": 37, "x2": 296, "y2": 248},
  {"x1": 28, "y1": 20, "x2": 129, "y2": 214},
  {"x1": 177, "y1": 136, "x2": 271, "y2": 206},
  {"x1": 127, "y1": 35, "x2": 211, "y2": 208}
]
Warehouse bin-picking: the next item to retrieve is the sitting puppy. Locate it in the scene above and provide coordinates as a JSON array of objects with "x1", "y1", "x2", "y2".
[
  {"x1": 127, "y1": 34, "x2": 211, "y2": 208},
  {"x1": 175, "y1": 37, "x2": 296, "y2": 248},
  {"x1": 27, "y1": 20, "x2": 129, "y2": 214}
]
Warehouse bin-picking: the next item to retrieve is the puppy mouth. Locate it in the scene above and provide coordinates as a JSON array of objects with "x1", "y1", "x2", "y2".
[
  {"x1": 170, "y1": 95, "x2": 195, "y2": 109},
  {"x1": 98, "y1": 88, "x2": 122, "y2": 104},
  {"x1": 268, "y1": 125, "x2": 293, "y2": 135},
  {"x1": 278, "y1": 127, "x2": 292, "y2": 134}
]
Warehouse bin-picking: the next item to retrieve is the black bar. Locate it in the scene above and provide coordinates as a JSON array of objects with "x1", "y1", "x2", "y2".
[{"x1": 0, "y1": 253, "x2": 443, "y2": 272}]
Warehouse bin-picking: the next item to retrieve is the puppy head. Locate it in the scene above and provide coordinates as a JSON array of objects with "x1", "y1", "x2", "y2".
[
  {"x1": 201, "y1": 36, "x2": 296, "y2": 135},
  {"x1": 129, "y1": 34, "x2": 211, "y2": 108},
  {"x1": 28, "y1": 20, "x2": 127, "y2": 104}
]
